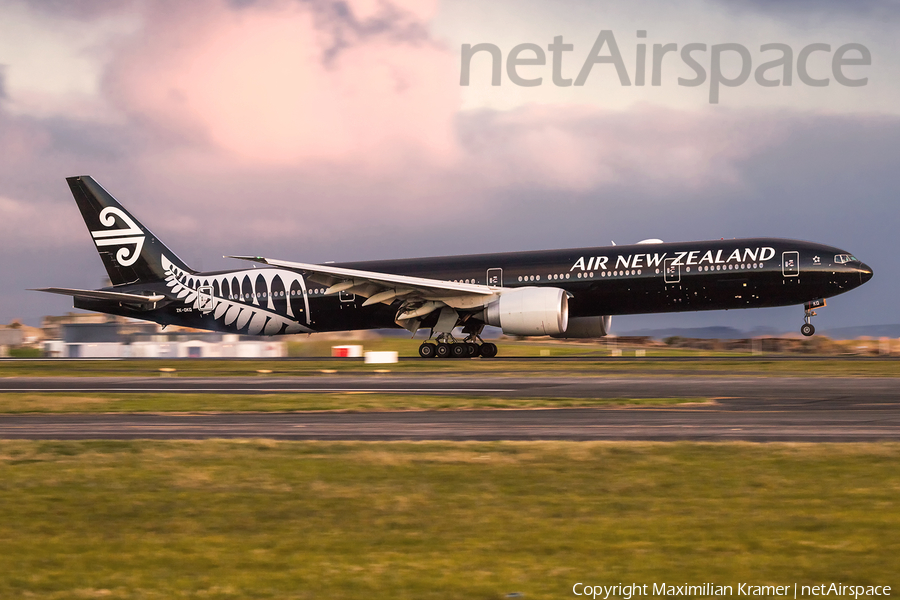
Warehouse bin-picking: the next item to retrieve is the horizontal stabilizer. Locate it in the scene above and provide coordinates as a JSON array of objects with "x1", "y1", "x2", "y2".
[{"x1": 31, "y1": 287, "x2": 167, "y2": 304}]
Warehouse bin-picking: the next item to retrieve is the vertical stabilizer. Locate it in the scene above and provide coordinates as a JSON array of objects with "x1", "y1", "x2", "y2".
[{"x1": 67, "y1": 176, "x2": 195, "y2": 286}]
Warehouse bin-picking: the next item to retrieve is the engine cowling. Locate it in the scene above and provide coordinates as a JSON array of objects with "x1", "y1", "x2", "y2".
[
  {"x1": 550, "y1": 315, "x2": 611, "y2": 339},
  {"x1": 482, "y1": 287, "x2": 568, "y2": 336}
]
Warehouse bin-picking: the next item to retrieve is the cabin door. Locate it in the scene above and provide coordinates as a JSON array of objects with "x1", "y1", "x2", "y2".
[
  {"x1": 782, "y1": 251, "x2": 799, "y2": 277},
  {"x1": 664, "y1": 258, "x2": 681, "y2": 284},
  {"x1": 486, "y1": 268, "x2": 503, "y2": 287},
  {"x1": 197, "y1": 285, "x2": 214, "y2": 314}
]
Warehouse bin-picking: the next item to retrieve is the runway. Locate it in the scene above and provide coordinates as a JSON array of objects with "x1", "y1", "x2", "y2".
[
  {"x1": 0, "y1": 403, "x2": 897, "y2": 441},
  {"x1": 1, "y1": 375, "x2": 898, "y2": 441},
  {"x1": 1, "y1": 374, "x2": 899, "y2": 401}
]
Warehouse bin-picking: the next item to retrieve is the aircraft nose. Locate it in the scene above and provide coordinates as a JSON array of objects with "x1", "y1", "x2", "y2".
[{"x1": 858, "y1": 262, "x2": 873, "y2": 284}]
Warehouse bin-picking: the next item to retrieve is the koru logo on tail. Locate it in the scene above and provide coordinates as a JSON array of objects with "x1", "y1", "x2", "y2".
[{"x1": 90, "y1": 207, "x2": 145, "y2": 267}]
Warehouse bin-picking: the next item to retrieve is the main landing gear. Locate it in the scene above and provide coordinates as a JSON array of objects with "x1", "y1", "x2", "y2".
[
  {"x1": 800, "y1": 299, "x2": 826, "y2": 337},
  {"x1": 418, "y1": 332, "x2": 498, "y2": 358}
]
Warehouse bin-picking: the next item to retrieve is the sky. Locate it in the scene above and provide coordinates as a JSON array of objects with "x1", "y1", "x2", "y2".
[{"x1": 0, "y1": 0, "x2": 897, "y2": 334}]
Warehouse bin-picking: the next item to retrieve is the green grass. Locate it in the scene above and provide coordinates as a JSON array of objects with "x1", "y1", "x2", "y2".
[
  {"x1": 0, "y1": 441, "x2": 897, "y2": 598},
  {"x1": 1, "y1": 357, "x2": 898, "y2": 378},
  {"x1": 0, "y1": 393, "x2": 708, "y2": 413},
  {"x1": 6, "y1": 347, "x2": 42, "y2": 358}
]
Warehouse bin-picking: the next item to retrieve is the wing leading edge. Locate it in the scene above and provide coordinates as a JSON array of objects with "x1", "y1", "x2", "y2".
[{"x1": 227, "y1": 256, "x2": 496, "y2": 296}]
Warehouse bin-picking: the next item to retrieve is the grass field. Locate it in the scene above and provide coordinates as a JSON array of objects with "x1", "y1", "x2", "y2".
[
  {"x1": 2, "y1": 357, "x2": 898, "y2": 378},
  {"x1": 0, "y1": 393, "x2": 707, "y2": 413},
  {"x1": 0, "y1": 441, "x2": 897, "y2": 599}
]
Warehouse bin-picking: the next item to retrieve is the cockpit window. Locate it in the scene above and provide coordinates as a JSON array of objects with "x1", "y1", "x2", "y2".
[{"x1": 834, "y1": 254, "x2": 857, "y2": 264}]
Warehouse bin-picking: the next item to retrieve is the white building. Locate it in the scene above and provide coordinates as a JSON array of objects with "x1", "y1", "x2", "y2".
[
  {"x1": 48, "y1": 324, "x2": 284, "y2": 358},
  {"x1": 130, "y1": 335, "x2": 284, "y2": 358}
]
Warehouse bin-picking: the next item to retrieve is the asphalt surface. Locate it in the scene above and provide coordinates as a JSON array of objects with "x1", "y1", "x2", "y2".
[
  {"x1": 1, "y1": 375, "x2": 899, "y2": 441},
  {"x1": 1, "y1": 374, "x2": 899, "y2": 400}
]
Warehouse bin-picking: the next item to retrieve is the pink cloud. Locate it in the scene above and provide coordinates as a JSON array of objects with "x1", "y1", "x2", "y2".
[
  {"x1": 105, "y1": 0, "x2": 460, "y2": 170},
  {"x1": 0, "y1": 0, "x2": 792, "y2": 253},
  {"x1": 86, "y1": 0, "x2": 783, "y2": 223}
]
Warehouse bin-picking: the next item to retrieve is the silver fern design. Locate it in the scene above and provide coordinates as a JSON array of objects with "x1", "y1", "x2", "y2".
[{"x1": 162, "y1": 255, "x2": 314, "y2": 335}]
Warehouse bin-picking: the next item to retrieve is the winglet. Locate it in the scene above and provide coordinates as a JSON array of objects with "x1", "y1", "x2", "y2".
[{"x1": 225, "y1": 255, "x2": 269, "y2": 264}]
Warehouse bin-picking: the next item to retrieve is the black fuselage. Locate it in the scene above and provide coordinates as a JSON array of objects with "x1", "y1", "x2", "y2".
[{"x1": 76, "y1": 237, "x2": 872, "y2": 335}]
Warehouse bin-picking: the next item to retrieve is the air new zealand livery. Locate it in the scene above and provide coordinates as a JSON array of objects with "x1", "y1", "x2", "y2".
[{"x1": 35, "y1": 176, "x2": 873, "y2": 358}]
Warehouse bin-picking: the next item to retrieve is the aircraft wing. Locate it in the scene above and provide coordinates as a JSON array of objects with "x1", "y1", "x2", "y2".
[
  {"x1": 226, "y1": 256, "x2": 498, "y2": 313},
  {"x1": 32, "y1": 287, "x2": 167, "y2": 304}
]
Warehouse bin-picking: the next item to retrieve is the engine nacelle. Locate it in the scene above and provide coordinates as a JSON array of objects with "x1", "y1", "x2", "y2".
[
  {"x1": 550, "y1": 315, "x2": 611, "y2": 339},
  {"x1": 482, "y1": 287, "x2": 568, "y2": 336}
]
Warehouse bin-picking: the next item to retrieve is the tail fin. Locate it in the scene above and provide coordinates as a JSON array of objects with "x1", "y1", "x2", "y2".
[{"x1": 67, "y1": 176, "x2": 195, "y2": 286}]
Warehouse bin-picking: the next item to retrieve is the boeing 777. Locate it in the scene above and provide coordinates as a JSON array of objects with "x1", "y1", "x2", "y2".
[{"x1": 35, "y1": 176, "x2": 873, "y2": 358}]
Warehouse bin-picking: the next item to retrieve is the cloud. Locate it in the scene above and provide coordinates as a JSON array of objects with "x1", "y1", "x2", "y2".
[
  {"x1": 713, "y1": 0, "x2": 900, "y2": 20},
  {"x1": 22, "y1": 0, "x2": 136, "y2": 20},
  {"x1": 103, "y1": 0, "x2": 460, "y2": 170},
  {"x1": 71, "y1": 0, "x2": 790, "y2": 235},
  {"x1": 457, "y1": 105, "x2": 779, "y2": 193},
  {"x1": 0, "y1": 195, "x2": 84, "y2": 248}
]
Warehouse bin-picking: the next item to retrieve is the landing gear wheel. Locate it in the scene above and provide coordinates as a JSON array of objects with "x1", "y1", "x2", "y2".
[
  {"x1": 466, "y1": 343, "x2": 479, "y2": 357},
  {"x1": 450, "y1": 343, "x2": 468, "y2": 358},
  {"x1": 801, "y1": 301, "x2": 821, "y2": 339},
  {"x1": 480, "y1": 342, "x2": 498, "y2": 358},
  {"x1": 418, "y1": 343, "x2": 437, "y2": 358},
  {"x1": 436, "y1": 343, "x2": 451, "y2": 358}
]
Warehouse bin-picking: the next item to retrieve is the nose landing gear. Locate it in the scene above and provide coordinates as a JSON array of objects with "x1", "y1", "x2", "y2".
[{"x1": 800, "y1": 298, "x2": 826, "y2": 337}]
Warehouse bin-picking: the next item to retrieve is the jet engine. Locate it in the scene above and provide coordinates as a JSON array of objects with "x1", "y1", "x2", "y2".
[
  {"x1": 550, "y1": 315, "x2": 611, "y2": 338},
  {"x1": 481, "y1": 287, "x2": 568, "y2": 336}
]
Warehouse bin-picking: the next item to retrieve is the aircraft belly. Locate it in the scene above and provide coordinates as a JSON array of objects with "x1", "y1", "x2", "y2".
[
  {"x1": 573, "y1": 269, "x2": 827, "y2": 316},
  {"x1": 305, "y1": 299, "x2": 399, "y2": 332}
]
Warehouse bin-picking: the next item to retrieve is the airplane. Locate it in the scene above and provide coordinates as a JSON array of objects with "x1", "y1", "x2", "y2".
[{"x1": 34, "y1": 176, "x2": 873, "y2": 358}]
